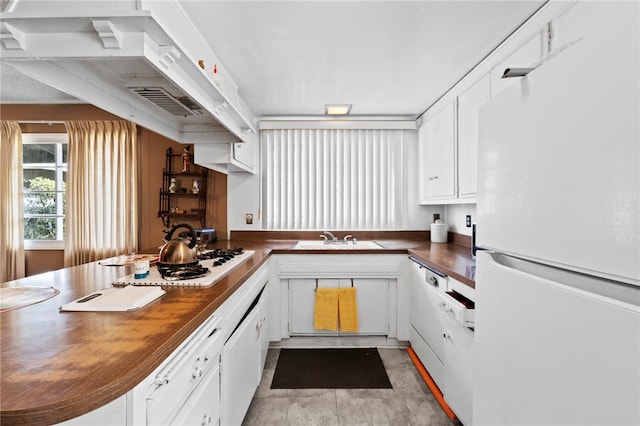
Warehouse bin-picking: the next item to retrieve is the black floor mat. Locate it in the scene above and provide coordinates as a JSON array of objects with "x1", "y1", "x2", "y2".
[{"x1": 270, "y1": 348, "x2": 393, "y2": 389}]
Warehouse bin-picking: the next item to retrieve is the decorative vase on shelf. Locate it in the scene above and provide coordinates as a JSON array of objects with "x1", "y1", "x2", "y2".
[
  {"x1": 192, "y1": 179, "x2": 200, "y2": 194},
  {"x1": 169, "y1": 177, "x2": 177, "y2": 193},
  {"x1": 182, "y1": 146, "x2": 191, "y2": 173}
]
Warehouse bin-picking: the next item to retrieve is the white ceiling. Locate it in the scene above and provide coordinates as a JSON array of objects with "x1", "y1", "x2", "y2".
[{"x1": 1, "y1": 0, "x2": 547, "y2": 119}]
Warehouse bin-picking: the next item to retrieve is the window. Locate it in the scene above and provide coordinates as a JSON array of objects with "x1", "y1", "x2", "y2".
[
  {"x1": 22, "y1": 133, "x2": 67, "y2": 249},
  {"x1": 262, "y1": 128, "x2": 408, "y2": 230}
]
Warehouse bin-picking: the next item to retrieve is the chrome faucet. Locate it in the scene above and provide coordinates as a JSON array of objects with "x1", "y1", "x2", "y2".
[
  {"x1": 322, "y1": 231, "x2": 338, "y2": 243},
  {"x1": 343, "y1": 234, "x2": 353, "y2": 244}
]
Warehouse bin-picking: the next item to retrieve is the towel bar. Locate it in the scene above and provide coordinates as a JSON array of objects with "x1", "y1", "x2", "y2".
[{"x1": 314, "y1": 278, "x2": 354, "y2": 292}]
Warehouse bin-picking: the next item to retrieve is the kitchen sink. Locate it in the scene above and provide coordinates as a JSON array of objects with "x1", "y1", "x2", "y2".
[{"x1": 294, "y1": 240, "x2": 382, "y2": 249}]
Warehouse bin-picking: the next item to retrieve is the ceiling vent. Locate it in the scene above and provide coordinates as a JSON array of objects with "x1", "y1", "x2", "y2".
[{"x1": 129, "y1": 87, "x2": 202, "y2": 116}]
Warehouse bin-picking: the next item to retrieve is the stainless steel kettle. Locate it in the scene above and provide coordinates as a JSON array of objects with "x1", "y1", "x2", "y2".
[{"x1": 158, "y1": 224, "x2": 198, "y2": 267}]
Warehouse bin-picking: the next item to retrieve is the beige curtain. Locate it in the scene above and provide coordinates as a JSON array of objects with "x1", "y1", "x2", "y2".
[
  {"x1": 0, "y1": 121, "x2": 26, "y2": 282},
  {"x1": 64, "y1": 121, "x2": 139, "y2": 266}
]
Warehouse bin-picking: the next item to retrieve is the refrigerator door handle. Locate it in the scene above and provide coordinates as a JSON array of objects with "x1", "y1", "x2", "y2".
[{"x1": 487, "y1": 252, "x2": 640, "y2": 311}]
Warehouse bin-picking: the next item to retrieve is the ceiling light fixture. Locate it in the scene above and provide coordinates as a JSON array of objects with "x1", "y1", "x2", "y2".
[{"x1": 324, "y1": 104, "x2": 352, "y2": 115}]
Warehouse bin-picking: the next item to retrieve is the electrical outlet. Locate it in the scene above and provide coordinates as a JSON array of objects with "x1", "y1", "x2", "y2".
[{"x1": 466, "y1": 215, "x2": 472, "y2": 227}]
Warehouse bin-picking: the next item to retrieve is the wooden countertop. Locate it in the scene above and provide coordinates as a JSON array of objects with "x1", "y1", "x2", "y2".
[{"x1": 0, "y1": 236, "x2": 474, "y2": 425}]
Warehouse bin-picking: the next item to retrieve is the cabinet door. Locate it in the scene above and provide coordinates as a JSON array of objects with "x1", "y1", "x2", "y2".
[
  {"x1": 170, "y1": 361, "x2": 221, "y2": 426},
  {"x1": 221, "y1": 304, "x2": 261, "y2": 426},
  {"x1": 289, "y1": 278, "x2": 340, "y2": 335},
  {"x1": 418, "y1": 101, "x2": 457, "y2": 203},
  {"x1": 457, "y1": 74, "x2": 490, "y2": 200},
  {"x1": 257, "y1": 284, "x2": 270, "y2": 376},
  {"x1": 233, "y1": 141, "x2": 256, "y2": 171},
  {"x1": 348, "y1": 279, "x2": 388, "y2": 335},
  {"x1": 289, "y1": 278, "x2": 388, "y2": 336},
  {"x1": 443, "y1": 316, "x2": 474, "y2": 426}
]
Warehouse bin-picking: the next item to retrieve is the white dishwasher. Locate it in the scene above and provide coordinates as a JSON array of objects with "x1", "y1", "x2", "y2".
[{"x1": 409, "y1": 257, "x2": 447, "y2": 389}]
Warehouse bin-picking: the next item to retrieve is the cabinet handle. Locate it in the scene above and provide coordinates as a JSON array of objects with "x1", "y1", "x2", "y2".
[
  {"x1": 443, "y1": 331, "x2": 450, "y2": 339},
  {"x1": 428, "y1": 175, "x2": 439, "y2": 181}
]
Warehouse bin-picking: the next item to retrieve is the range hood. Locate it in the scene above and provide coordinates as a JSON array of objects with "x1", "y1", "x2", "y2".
[{"x1": 0, "y1": 1, "x2": 258, "y2": 145}]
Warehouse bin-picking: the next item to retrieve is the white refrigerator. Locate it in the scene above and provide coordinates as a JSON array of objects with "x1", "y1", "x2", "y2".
[{"x1": 473, "y1": 6, "x2": 640, "y2": 426}]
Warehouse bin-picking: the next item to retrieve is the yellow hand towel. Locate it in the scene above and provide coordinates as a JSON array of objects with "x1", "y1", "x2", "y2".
[
  {"x1": 338, "y1": 287, "x2": 359, "y2": 333},
  {"x1": 314, "y1": 288, "x2": 339, "y2": 331}
]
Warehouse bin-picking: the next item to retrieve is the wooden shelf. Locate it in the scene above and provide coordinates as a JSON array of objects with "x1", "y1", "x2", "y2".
[
  {"x1": 164, "y1": 171, "x2": 207, "y2": 178},
  {"x1": 158, "y1": 146, "x2": 207, "y2": 228},
  {"x1": 160, "y1": 191, "x2": 204, "y2": 197},
  {"x1": 158, "y1": 212, "x2": 204, "y2": 217}
]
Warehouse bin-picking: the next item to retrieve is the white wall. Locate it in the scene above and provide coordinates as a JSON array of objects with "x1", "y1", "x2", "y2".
[
  {"x1": 227, "y1": 170, "x2": 261, "y2": 238},
  {"x1": 227, "y1": 128, "x2": 442, "y2": 235},
  {"x1": 445, "y1": 203, "x2": 477, "y2": 236}
]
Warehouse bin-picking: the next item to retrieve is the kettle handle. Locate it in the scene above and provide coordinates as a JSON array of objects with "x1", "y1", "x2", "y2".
[{"x1": 165, "y1": 224, "x2": 197, "y2": 249}]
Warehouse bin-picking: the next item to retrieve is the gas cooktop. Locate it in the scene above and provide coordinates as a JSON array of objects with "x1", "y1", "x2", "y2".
[{"x1": 113, "y1": 249, "x2": 255, "y2": 287}]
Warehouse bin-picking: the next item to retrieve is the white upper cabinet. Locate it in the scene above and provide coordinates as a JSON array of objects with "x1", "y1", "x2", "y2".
[
  {"x1": 418, "y1": 101, "x2": 457, "y2": 203},
  {"x1": 194, "y1": 140, "x2": 257, "y2": 174},
  {"x1": 457, "y1": 73, "x2": 490, "y2": 200},
  {"x1": 417, "y1": 1, "x2": 637, "y2": 207},
  {"x1": 418, "y1": 74, "x2": 489, "y2": 204}
]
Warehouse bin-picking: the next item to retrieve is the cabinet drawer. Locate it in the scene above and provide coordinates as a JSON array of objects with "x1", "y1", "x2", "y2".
[
  {"x1": 146, "y1": 315, "x2": 224, "y2": 425},
  {"x1": 169, "y1": 361, "x2": 220, "y2": 426},
  {"x1": 438, "y1": 290, "x2": 475, "y2": 327}
]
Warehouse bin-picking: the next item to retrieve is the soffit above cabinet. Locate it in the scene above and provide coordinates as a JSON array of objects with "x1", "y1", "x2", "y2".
[{"x1": 0, "y1": 1, "x2": 258, "y2": 145}]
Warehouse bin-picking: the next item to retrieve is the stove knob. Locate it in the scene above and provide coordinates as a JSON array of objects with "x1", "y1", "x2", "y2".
[{"x1": 213, "y1": 261, "x2": 223, "y2": 266}]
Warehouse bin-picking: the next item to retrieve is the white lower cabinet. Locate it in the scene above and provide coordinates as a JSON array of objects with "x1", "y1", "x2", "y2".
[
  {"x1": 275, "y1": 254, "x2": 405, "y2": 340},
  {"x1": 143, "y1": 314, "x2": 225, "y2": 426},
  {"x1": 170, "y1": 360, "x2": 221, "y2": 426},
  {"x1": 409, "y1": 259, "x2": 475, "y2": 425},
  {"x1": 258, "y1": 289, "x2": 270, "y2": 374},
  {"x1": 56, "y1": 395, "x2": 127, "y2": 426},
  {"x1": 127, "y1": 262, "x2": 270, "y2": 426},
  {"x1": 289, "y1": 278, "x2": 388, "y2": 336},
  {"x1": 221, "y1": 285, "x2": 268, "y2": 426},
  {"x1": 442, "y1": 315, "x2": 474, "y2": 426}
]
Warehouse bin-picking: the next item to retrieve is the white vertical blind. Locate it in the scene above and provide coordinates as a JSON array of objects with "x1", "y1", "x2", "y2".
[{"x1": 263, "y1": 129, "x2": 406, "y2": 229}]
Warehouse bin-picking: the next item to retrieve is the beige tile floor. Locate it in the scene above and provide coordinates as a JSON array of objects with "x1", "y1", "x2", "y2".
[{"x1": 242, "y1": 347, "x2": 461, "y2": 426}]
